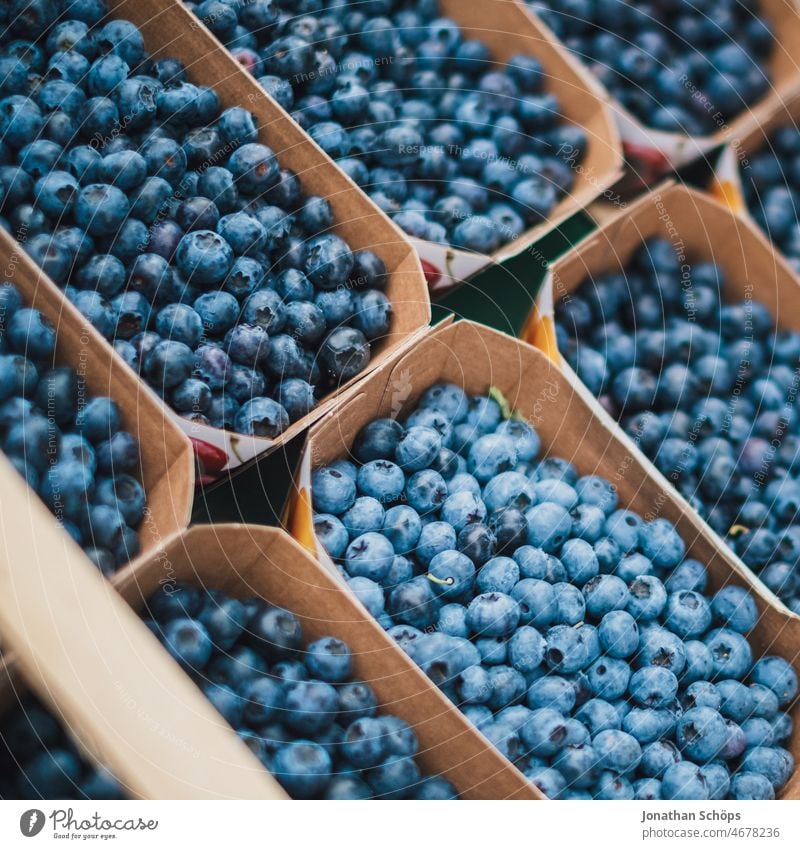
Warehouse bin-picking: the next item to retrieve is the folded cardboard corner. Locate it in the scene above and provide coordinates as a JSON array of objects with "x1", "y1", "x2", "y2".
[{"x1": 0, "y1": 458, "x2": 282, "y2": 799}]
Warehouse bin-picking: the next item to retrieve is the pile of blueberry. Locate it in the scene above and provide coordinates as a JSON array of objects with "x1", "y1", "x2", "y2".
[
  {"x1": 529, "y1": 0, "x2": 773, "y2": 135},
  {"x1": 556, "y1": 239, "x2": 800, "y2": 615},
  {"x1": 0, "y1": 281, "x2": 145, "y2": 573},
  {"x1": 187, "y1": 0, "x2": 585, "y2": 253},
  {"x1": 741, "y1": 125, "x2": 800, "y2": 274},
  {"x1": 142, "y1": 581, "x2": 458, "y2": 799},
  {"x1": 311, "y1": 384, "x2": 797, "y2": 799},
  {"x1": 0, "y1": 1, "x2": 390, "y2": 439},
  {"x1": 0, "y1": 697, "x2": 123, "y2": 799}
]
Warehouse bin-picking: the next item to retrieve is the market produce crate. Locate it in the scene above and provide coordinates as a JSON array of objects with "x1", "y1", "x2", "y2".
[
  {"x1": 292, "y1": 318, "x2": 800, "y2": 798},
  {"x1": 0, "y1": 240, "x2": 194, "y2": 567},
  {"x1": 180, "y1": 0, "x2": 623, "y2": 294},
  {"x1": 0, "y1": 0, "x2": 431, "y2": 479},
  {"x1": 111, "y1": 521, "x2": 535, "y2": 800},
  {"x1": 711, "y1": 91, "x2": 800, "y2": 255},
  {"x1": 521, "y1": 0, "x2": 800, "y2": 183},
  {"x1": 524, "y1": 181, "x2": 800, "y2": 358},
  {"x1": 0, "y1": 460, "x2": 282, "y2": 799},
  {"x1": 524, "y1": 182, "x2": 800, "y2": 607}
]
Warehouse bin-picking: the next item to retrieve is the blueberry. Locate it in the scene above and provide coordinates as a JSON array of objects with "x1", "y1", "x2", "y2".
[
  {"x1": 661, "y1": 761, "x2": 710, "y2": 800},
  {"x1": 342, "y1": 577, "x2": 382, "y2": 621},
  {"x1": 525, "y1": 502, "x2": 572, "y2": 553},
  {"x1": 585, "y1": 655, "x2": 630, "y2": 701},
  {"x1": 39, "y1": 460, "x2": 92, "y2": 520},
  {"x1": 345, "y1": 532, "x2": 395, "y2": 582},
  {"x1": 95, "y1": 474, "x2": 145, "y2": 527},
  {"x1": 272, "y1": 741, "x2": 332, "y2": 799},
  {"x1": 303, "y1": 636, "x2": 352, "y2": 684},
  {"x1": 379, "y1": 505, "x2": 420, "y2": 556},
  {"x1": 176, "y1": 230, "x2": 234, "y2": 286},
  {"x1": 597, "y1": 610, "x2": 639, "y2": 659},
  {"x1": 352, "y1": 290, "x2": 392, "y2": 340},
  {"x1": 710, "y1": 585, "x2": 758, "y2": 634},
  {"x1": 519, "y1": 707, "x2": 570, "y2": 758},
  {"x1": 405, "y1": 468, "x2": 447, "y2": 516},
  {"x1": 662, "y1": 589, "x2": 712, "y2": 639},
  {"x1": 666, "y1": 559, "x2": 708, "y2": 594},
  {"x1": 142, "y1": 340, "x2": 194, "y2": 391},
  {"x1": 639, "y1": 519, "x2": 685, "y2": 569},
  {"x1": 583, "y1": 575, "x2": 628, "y2": 620},
  {"x1": 163, "y1": 617, "x2": 212, "y2": 670},
  {"x1": 640, "y1": 739, "x2": 682, "y2": 781},
  {"x1": 233, "y1": 397, "x2": 288, "y2": 438},
  {"x1": 475, "y1": 556, "x2": 519, "y2": 597},
  {"x1": 339, "y1": 716, "x2": 388, "y2": 770},
  {"x1": 154, "y1": 303, "x2": 204, "y2": 349},
  {"x1": 319, "y1": 327, "x2": 370, "y2": 382},
  {"x1": 750, "y1": 656, "x2": 798, "y2": 707},
  {"x1": 416, "y1": 520, "x2": 458, "y2": 568},
  {"x1": 366, "y1": 754, "x2": 421, "y2": 800},
  {"x1": 248, "y1": 604, "x2": 302, "y2": 660},
  {"x1": 427, "y1": 550, "x2": 475, "y2": 600},
  {"x1": 389, "y1": 575, "x2": 442, "y2": 629},
  {"x1": 703, "y1": 628, "x2": 753, "y2": 681},
  {"x1": 6, "y1": 307, "x2": 56, "y2": 361},
  {"x1": 353, "y1": 459, "x2": 401, "y2": 503},
  {"x1": 465, "y1": 592, "x2": 520, "y2": 638},
  {"x1": 730, "y1": 771, "x2": 775, "y2": 800}
]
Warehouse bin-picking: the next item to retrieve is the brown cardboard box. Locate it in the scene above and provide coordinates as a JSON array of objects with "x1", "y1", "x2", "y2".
[
  {"x1": 295, "y1": 319, "x2": 800, "y2": 798},
  {"x1": 523, "y1": 182, "x2": 800, "y2": 365},
  {"x1": 0, "y1": 0, "x2": 431, "y2": 477},
  {"x1": 546, "y1": 184, "x2": 800, "y2": 335},
  {"x1": 178, "y1": 0, "x2": 624, "y2": 294},
  {"x1": 523, "y1": 183, "x2": 800, "y2": 614},
  {"x1": 0, "y1": 456, "x2": 282, "y2": 799},
  {"x1": 521, "y1": 0, "x2": 800, "y2": 182},
  {"x1": 0, "y1": 238, "x2": 194, "y2": 567},
  {"x1": 112, "y1": 522, "x2": 537, "y2": 800},
  {"x1": 711, "y1": 90, "x2": 800, "y2": 255}
]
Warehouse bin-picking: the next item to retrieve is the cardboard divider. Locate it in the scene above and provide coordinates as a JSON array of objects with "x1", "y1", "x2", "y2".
[
  {"x1": 296, "y1": 319, "x2": 800, "y2": 798},
  {"x1": 111, "y1": 522, "x2": 537, "y2": 800},
  {"x1": 521, "y1": 0, "x2": 800, "y2": 180},
  {"x1": 0, "y1": 238, "x2": 194, "y2": 564},
  {"x1": 0, "y1": 457, "x2": 282, "y2": 800},
  {"x1": 0, "y1": 0, "x2": 431, "y2": 476},
  {"x1": 177, "y1": 0, "x2": 623, "y2": 294}
]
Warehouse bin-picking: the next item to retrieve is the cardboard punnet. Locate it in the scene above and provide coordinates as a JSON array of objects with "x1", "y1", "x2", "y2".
[
  {"x1": 523, "y1": 182, "x2": 800, "y2": 610},
  {"x1": 521, "y1": 0, "x2": 800, "y2": 182},
  {"x1": 710, "y1": 90, "x2": 800, "y2": 253},
  {"x1": 180, "y1": 0, "x2": 623, "y2": 295},
  {"x1": 0, "y1": 456, "x2": 283, "y2": 799},
  {"x1": 112, "y1": 523, "x2": 538, "y2": 800},
  {"x1": 0, "y1": 237, "x2": 194, "y2": 565},
  {"x1": 523, "y1": 182, "x2": 800, "y2": 365},
  {"x1": 0, "y1": 0, "x2": 431, "y2": 479},
  {"x1": 293, "y1": 319, "x2": 800, "y2": 798}
]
